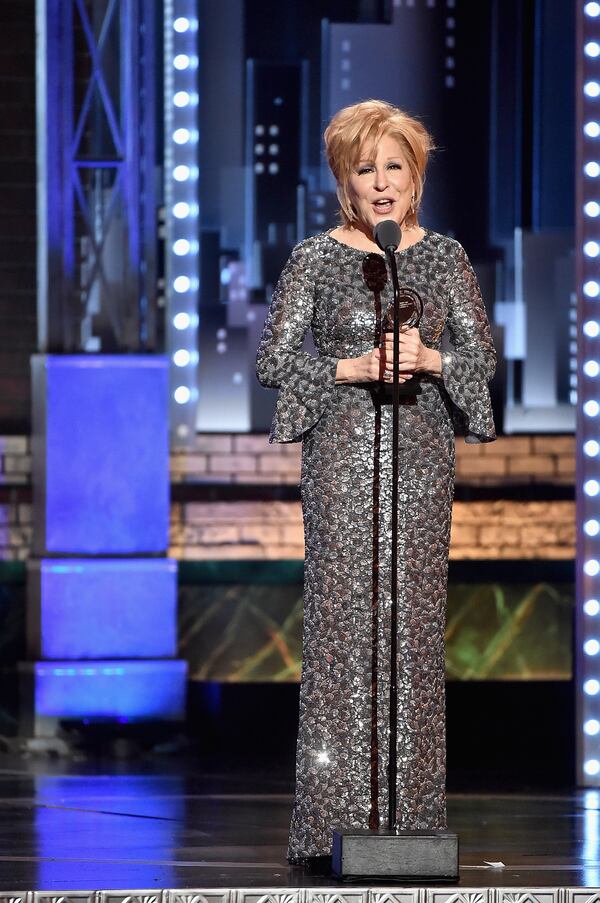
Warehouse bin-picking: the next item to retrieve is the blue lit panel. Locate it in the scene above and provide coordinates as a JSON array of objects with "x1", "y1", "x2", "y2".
[
  {"x1": 31, "y1": 559, "x2": 177, "y2": 659},
  {"x1": 33, "y1": 355, "x2": 170, "y2": 554},
  {"x1": 32, "y1": 660, "x2": 187, "y2": 720}
]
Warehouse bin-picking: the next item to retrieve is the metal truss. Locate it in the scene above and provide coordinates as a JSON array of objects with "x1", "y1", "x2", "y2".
[{"x1": 36, "y1": 0, "x2": 157, "y2": 352}]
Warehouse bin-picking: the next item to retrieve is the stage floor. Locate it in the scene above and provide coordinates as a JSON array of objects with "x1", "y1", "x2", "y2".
[{"x1": 0, "y1": 755, "x2": 599, "y2": 897}]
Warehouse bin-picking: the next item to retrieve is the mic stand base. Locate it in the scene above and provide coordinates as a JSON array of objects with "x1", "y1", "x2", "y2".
[{"x1": 331, "y1": 827, "x2": 459, "y2": 879}]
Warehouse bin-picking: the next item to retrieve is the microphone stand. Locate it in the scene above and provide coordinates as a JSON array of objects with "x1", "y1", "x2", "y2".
[
  {"x1": 331, "y1": 223, "x2": 458, "y2": 879},
  {"x1": 385, "y1": 242, "x2": 401, "y2": 833}
]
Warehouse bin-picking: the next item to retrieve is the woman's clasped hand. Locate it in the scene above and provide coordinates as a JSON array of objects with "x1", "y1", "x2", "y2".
[{"x1": 353, "y1": 326, "x2": 427, "y2": 383}]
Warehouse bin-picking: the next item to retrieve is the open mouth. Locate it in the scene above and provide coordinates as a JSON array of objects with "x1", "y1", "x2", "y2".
[{"x1": 372, "y1": 199, "x2": 395, "y2": 214}]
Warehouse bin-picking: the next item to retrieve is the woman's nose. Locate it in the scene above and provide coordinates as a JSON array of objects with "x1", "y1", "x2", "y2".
[{"x1": 373, "y1": 168, "x2": 388, "y2": 190}]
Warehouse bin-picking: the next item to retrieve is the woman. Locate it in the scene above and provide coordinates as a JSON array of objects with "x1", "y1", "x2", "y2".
[{"x1": 256, "y1": 99, "x2": 496, "y2": 864}]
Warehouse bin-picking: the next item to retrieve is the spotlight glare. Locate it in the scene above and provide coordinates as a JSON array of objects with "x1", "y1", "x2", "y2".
[
  {"x1": 585, "y1": 759, "x2": 600, "y2": 776},
  {"x1": 585, "y1": 479, "x2": 600, "y2": 496},
  {"x1": 585, "y1": 81, "x2": 600, "y2": 98},
  {"x1": 173, "y1": 16, "x2": 190, "y2": 32},
  {"x1": 173, "y1": 128, "x2": 191, "y2": 145},
  {"x1": 585, "y1": 519, "x2": 600, "y2": 537},
  {"x1": 173, "y1": 275, "x2": 191, "y2": 293},
  {"x1": 585, "y1": 162, "x2": 600, "y2": 178},
  {"x1": 173, "y1": 165, "x2": 191, "y2": 181},
  {"x1": 173, "y1": 239, "x2": 191, "y2": 256},
  {"x1": 585, "y1": 440, "x2": 600, "y2": 457},
  {"x1": 585, "y1": 639, "x2": 600, "y2": 655},
  {"x1": 174, "y1": 386, "x2": 192, "y2": 404},
  {"x1": 586, "y1": 1, "x2": 600, "y2": 17},
  {"x1": 586, "y1": 599, "x2": 600, "y2": 616},
  {"x1": 173, "y1": 91, "x2": 190, "y2": 107},
  {"x1": 585, "y1": 121, "x2": 600, "y2": 138},
  {"x1": 584, "y1": 559, "x2": 600, "y2": 576},
  {"x1": 584, "y1": 360, "x2": 600, "y2": 377},
  {"x1": 586, "y1": 719, "x2": 600, "y2": 736},
  {"x1": 585, "y1": 679, "x2": 600, "y2": 695},
  {"x1": 173, "y1": 54, "x2": 191, "y2": 70},
  {"x1": 173, "y1": 312, "x2": 191, "y2": 330},
  {"x1": 584, "y1": 400, "x2": 600, "y2": 417},
  {"x1": 584, "y1": 320, "x2": 600, "y2": 337},
  {"x1": 586, "y1": 201, "x2": 600, "y2": 217},
  {"x1": 172, "y1": 202, "x2": 191, "y2": 219},
  {"x1": 173, "y1": 349, "x2": 191, "y2": 367}
]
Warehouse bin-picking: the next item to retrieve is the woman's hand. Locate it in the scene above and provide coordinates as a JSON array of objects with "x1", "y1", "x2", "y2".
[{"x1": 335, "y1": 327, "x2": 441, "y2": 383}]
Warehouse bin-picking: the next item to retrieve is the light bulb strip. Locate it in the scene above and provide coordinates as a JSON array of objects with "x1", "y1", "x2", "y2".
[{"x1": 164, "y1": 0, "x2": 200, "y2": 447}]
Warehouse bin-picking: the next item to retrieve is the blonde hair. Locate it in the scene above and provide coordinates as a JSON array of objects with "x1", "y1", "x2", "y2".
[{"x1": 323, "y1": 99, "x2": 435, "y2": 228}]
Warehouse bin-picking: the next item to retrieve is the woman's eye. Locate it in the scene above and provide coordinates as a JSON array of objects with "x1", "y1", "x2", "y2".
[
  {"x1": 388, "y1": 163, "x2": 401, "y2": 170},
  {"x1": 357, "y1": 167, "x2": 372, "y2": 175}
]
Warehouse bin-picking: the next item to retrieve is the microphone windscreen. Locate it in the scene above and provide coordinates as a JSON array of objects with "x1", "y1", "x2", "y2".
[{"x1": 374, "y1": 219, "x2": 402, "y2": 252}]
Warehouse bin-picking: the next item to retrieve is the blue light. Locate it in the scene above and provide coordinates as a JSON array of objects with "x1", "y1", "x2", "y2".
[
  {"x1": 173, "y1": 164, "x2": 191, "y2": 181},
  {"x1": 586, "y1": 720, "x2": 600, "y2": 735},
  {"x1": 173, "y1": 90, "x2": 191, "y2": 107},
  {"x1": 585, "y1": 679, "x2": 600, "y2": 695},
  {"x1": 173, "y1": 53, "x2": 191, "y2": 70},
  {"x1": 173, "y1": 16, "x2": 190, "y2": 32},
  {"x1": 586, "y1": 639, "x2": 600, "y2": 655},
  {"x1": 587, "y1": 599, "x2": 600, "y2": 616},
  {"x1": 587, "y1": 42, "x2": 600, "y2": 57},
  {"x1": 586, "y1": 201, "x2": 600, "y2": 217},
  {"x1": 173, "y1": 201, "x2": 190, "y2": 218},
  {"x1": 173, "y1": 128, "x2": 191, "y2": 144},
  {"x1": 586, "y1": 560, "x2": 600, "y2": 576},
  {"x1": 173, "y1": 275, "x2": 191, "y2": 293},
  {"x1": 586, "y1": 162, "x2": 600, "y2": 177},
  {"x1": 173, "y1": 312, "x2": 191, "y2": 330},
  {"x1": 586, "y1": 480, "x2": 600, "y2": 496},
  {"x1": 586, "y1": 122, "x2": 600, "y2": 137},
  {"x1": 173, "y1": 239, "x2": 191, "y2": 255},
  {"x1": 585, "y1": 82, "x2": 600, "y2": 98},
  {"x1": 586, "y1": 1, "x2": 600, "y2": 16},
  {"x1": 585, "y1": 440, "x2": 600, "y2": 456},
  {"x1": 585, "y1": 320, "x2": 600, "y2": 337},
  {"x1": 586, "y1": 760, "x2": 600, "y2": 776},
  {"x1": 173, "y1": 350, "x2": 191, "y2": 367},
  {"x1": 586, "y1": 519, "x2": 600, "y2": 536},
  {"x1": 174, "y1": 386, "x2": 191, "y2": 404},
  {"x1": 585, "y1": 360, "x2": 600, "y2": 376},
  {"x1": 585, "y1": 400, "x2": 600, "y2": 416}
]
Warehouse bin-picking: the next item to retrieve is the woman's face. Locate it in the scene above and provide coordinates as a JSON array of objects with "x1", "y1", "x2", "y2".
[{"x1": 346, "y1": 133, "x2": 414, "y2": 232}]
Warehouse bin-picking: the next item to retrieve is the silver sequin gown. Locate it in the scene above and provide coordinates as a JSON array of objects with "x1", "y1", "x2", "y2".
[{"x1": 255, "y1": 228, "x2": 496, "y2": 861}]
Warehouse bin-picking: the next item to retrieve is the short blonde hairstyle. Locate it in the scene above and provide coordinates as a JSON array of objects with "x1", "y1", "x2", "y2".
[{"x1": 323, "y1": 99, "x2": 435, "y2": 228}]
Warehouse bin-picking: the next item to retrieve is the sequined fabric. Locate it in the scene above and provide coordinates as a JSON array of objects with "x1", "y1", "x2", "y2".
[{"x1": 255, "y1": 228, "x2": 496, "y2": 861}]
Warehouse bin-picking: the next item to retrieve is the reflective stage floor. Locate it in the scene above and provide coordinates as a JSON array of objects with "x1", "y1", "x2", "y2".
[{"x1": 0, "y1": 756, "x2": 600, "y2": 898}]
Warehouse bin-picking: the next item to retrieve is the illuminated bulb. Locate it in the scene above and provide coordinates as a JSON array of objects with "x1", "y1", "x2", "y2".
[
  {"x1": 173, "y1": 165, "x2": 191, "y2": 181},
  {"x1": 173, "y1": 239, "x2": 191, "y2": 256},
  {"x1": 585, "y1": 679, "x2": 600, "y2": 695},
  {"x1": 586, "y1": 122, "x2": 600, "y2": 138},
  {"x1": 586, "y1": 599, "x2": 600, "y2": 616},
  {"x1": 586, "y1": 201, "x2": 600, "y2": 217},
  {"x1": 585, "y1": 519, "x2": 600, "y2": 536},
  {"x1": 586, "y1": 639, "x2": 600, "y2": 656},
  {"x1": 585, "y1": 162, "x2": 600, "y2": 178},
  {"x1": 585, "y1": 479, "x2": 600, "y2": 496},
  {"x1": 174, "y1": 386, "x2": 191, "y2": 404},
  {"x1": 173, "y1": 91, "x2": 190, "y2": 107},
  {"x1": 173, "y1": 128, "x2": 191, "y2": 145},
  {"x1": 173, "y1": 349, "x2": 191, "y2": 367},
  {"x1": 584, "y1": 559, "x2": 600, "y2": 576},
  {"x1": 173, "y1": 275, "x2": 191, "y2": 293},
  {"x1": 584, "y1": 360, "x2": 600, "y2": 377},
  {"x1": 586, "y1": 440, "x2": 600, "y2": 457},
  {"x1": 585, "y1": 759, "x2": 600, "y2": 776},
  {"x1": 586, "y1": 2, "x2": 600, "y2": 16},
  {"x1": 585, "y1": 81, "x2": 600, "y2": 98},
  {"x1": 585, "y1": 320, "x2": 600, "y2": 337},
  {"x1": 173, "y1": 54, "x2": 191, "y2": 70},
  {"x1": 173, "y1": 202, "x2": 190, "y2": 218},
  {"x1": 586, "y1": 42, "x2": 600, "y2": 58},
  {"x1": 586, "y1": 720, "x2": 600, "y2": 736},
  {"x1": 584, "y1": 400, "x2": 600, "y2": 416},
  {"x1": 173, "y1": 312, "x2": 191, "y2": 330},
  {"x1": 173, "y1": 16, "x2": 190, "y2": 32},
  {"x1": 220, "y1": 268, "x2": 232, "y2": 285}
]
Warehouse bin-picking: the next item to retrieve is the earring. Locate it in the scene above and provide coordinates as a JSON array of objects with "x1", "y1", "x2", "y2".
[{"x1": 409, "y1": 193, "x2": 416, "y2": 215}]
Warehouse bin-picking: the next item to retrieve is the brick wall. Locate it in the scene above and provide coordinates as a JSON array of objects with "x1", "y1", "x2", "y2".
[{"x1": 0, "y1": 433, "x2": 576, "y2": 561}]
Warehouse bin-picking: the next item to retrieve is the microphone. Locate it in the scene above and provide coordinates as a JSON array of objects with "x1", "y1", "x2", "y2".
[{"x1": 374, "y1": 219, "x2": 401, "y2": 253}]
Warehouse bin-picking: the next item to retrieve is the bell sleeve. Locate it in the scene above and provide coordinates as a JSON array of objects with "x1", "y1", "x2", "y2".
[
  {"x1": 439, "y1": 243, "x2": 497, "y2": 444},
  {"x1": 255, "y1": 240, "x2": 339, "y2": 444}
]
